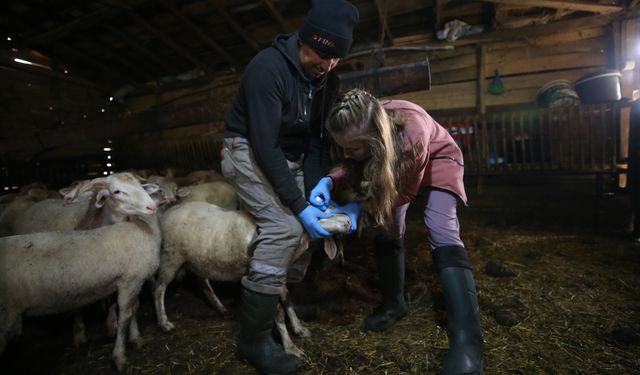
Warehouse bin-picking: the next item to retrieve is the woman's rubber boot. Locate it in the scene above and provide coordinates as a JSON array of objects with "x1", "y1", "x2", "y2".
[
  {"x1": 236, "y1": 287, "x2": 303, "y2": 375},
  {"x1": 433, "y1": 245, "x2": 485, "y2": 375},
  {"x1": 363, "y1": 236, "x2": 407, "y2": 331}
]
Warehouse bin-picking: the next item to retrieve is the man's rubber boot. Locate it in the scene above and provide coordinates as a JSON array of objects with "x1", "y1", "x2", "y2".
[{"x1": 236, "y1": 287, "x2": 303, "y2": 375}]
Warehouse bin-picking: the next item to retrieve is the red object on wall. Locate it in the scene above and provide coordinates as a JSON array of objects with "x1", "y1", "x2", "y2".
[{"x1": 442, "y1": 123, "x2": 474, "y2": 152}]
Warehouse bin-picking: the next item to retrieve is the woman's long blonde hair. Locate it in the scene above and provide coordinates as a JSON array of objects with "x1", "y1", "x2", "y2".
[{"x1": 326, "y1": 88, "x2": 405, "y2": 227}]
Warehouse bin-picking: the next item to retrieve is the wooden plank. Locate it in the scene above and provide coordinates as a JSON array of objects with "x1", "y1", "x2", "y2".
[
  {"x1": 481, "y1": 0, "x2": 624, "y2": 14},
  {"x1": 208, "y1": 0, "x2": 260, "y2": 52},
  {"x1": 263, "y1": 0, "x2": 293, "y2": 32},
  {"x1": 163, "y1": 1, "x2": 238, "y2": 69},
  {"x1": 103, "y1": 24, "x2": 176, "y2": 74},
  {"x1": 384, "y1": 67, "x2": 604, "y2": 110},
  {"x1": 488, "y1": 50, "x2": 607, "y2": 77},
  {"x1": 450, "y1": 13, "x2": 616, "y2": 45},
  {"x1": 125, "y1": 6, "x2": 211, "y2": 74}
]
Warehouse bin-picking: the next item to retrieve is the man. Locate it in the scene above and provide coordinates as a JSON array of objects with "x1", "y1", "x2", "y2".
[{"x1": 220, "y1": 1, "x2": 359, "y2": 374}]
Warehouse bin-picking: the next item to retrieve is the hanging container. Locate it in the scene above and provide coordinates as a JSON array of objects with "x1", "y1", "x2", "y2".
[
  {"x1": 536, "y1": 79, "x2": 580, "y2": 108},
  {"x1": 574, "y1": 69, "x2": 622, "y2": 104}
]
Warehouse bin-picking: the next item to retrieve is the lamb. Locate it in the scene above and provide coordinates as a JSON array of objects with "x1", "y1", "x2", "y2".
[
  {"x1": 152, "y1": 201, "x2": 351, "y2": 357},
  {"x1": 0, "y1": 172, "x2": 161, "y2": 371}
]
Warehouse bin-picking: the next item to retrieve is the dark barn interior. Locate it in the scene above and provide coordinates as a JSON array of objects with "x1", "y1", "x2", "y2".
[{"x1": 1, "y1": 1, "x2": 640, "y2": 374}]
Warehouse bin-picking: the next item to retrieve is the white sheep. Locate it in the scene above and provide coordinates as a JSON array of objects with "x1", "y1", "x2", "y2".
[
  {"x1": 177, "y1": 181, "x2": 238, "y2": 210},
  {"x1": 12, "y1": 198, "x2": 89, "y2": 235},
  {"x1": 0, "y1": 172, "x2": 161, "y2": 371},
  {"x1": 152, "y1": 201, "x2": 351, "y2": 357},
  {"x1": 0, "y1": 188, "x2": 54, "y2": 237}
]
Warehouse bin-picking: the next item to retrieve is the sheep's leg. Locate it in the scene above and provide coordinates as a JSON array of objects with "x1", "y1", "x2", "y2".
[
  {"x1": 72, "y1": 312, "x2": 87, "y2": 346},
  {"x1": 280, "y1": 286, "x2": 310, "y2": 338},
  {"x1": 127, "y1": 298, "x2": 143, "y2": 349},
  {"x1": 112, "y1": 284, "x2": 140, "y2": 372},
  {"x1": 275, "y1": 303, "x2": 304, "y2": 358},
  {"x1": 0, "y1": 307, "x2": 20, "y2": 354},
  {"x1": 105, "y1": 302, "x2": 118, "y2": 337},
  {"x1": 283, "y1": 301, "x2": 311, "y2": 338},
  {"x1": 197, "y1": 278, "x2": 228, "y2": 316},
  {"x1": 152, "y1": 262, "x2": 181, "y2": 332}
]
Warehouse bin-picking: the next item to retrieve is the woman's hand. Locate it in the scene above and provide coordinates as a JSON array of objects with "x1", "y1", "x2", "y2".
[
  {"x1": 331, "y1": 201, "x2": 363, "y2": 234},
  {"x1": 297, "y1": 205, "x2": 332, "y2": 239}
]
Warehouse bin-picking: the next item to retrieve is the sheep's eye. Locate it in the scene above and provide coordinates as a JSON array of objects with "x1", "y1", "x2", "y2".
[{"x1": 113, "y1": 190, "x2": 121, "y2": 195}]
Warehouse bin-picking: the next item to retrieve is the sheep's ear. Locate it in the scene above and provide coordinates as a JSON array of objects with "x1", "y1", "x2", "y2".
[
  {"x1": 323, "y1": 238, "x2": 338, "y2": 260},
  {"x1": 176, "y1": 186, "x2": 191, "y2": 198},
  {"x1": 95, "y1": 189, "x2": 109, "y2": 208},
  {"x1": 141, "y1": 183, "x2": 159, "y2": 195}
]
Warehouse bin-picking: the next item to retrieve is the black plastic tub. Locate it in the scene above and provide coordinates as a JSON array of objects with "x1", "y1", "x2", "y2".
[{"x1": 574, "y1": 69, "x2": 622, "y2": 104}]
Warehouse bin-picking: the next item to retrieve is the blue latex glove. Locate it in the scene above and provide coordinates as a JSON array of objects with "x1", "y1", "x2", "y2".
[
  {"x1": 297, "y1": 205, "x2": 333, "y2": 240},
  {"x1": 309, "y1": 177, "x2": 333, "y2": 211},
  {"x1": 331, "y1": 201, "x2": 363, "y2": 234}
]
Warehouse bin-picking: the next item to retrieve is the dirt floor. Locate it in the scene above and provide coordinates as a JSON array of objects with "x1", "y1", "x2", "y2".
[{"x1": 1, "y1": 175, "x2": 639, "y2": 374}]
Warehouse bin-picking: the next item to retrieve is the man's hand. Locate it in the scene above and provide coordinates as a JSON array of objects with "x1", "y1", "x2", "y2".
[{"x1": 298, "y1": 205, "x2": 332, "y2": 239}]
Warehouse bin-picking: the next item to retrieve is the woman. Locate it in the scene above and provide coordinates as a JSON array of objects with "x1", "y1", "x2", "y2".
[{"x1": 309, "y1": 88, "x2": 484, "y2": 375}]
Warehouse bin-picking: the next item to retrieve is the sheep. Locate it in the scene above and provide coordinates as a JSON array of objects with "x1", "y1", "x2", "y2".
[
  {"x1": 0, "y1": 172, "x2": 161, "y2": 371},
  {"x1": 12, "y1": 198, "x2": 90, "y2": 235},
  {"x1": 182, "y1": 169, "x2": 226, "y2": 185},
  {"x1": 152, "y1": 201, "x2": 351, "y2": 357},
  {"x1": 176, "y1": 181, "x2": 238, "y2": 209},
  {"x1": 0, "y1": 188, "x2": 54, "y2": 237}
]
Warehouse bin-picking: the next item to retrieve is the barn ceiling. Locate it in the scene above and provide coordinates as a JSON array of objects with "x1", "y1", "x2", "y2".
[{"x1": 0, "y1": 0, "x2": 633, "y2": 94}]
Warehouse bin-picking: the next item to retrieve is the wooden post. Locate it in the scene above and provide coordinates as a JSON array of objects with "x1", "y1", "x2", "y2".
[
  {"x1": 630, "y1": 101, "x2": 640, "y2": 240},
  {"x1": 476, "y1": 45, "x2": 486, "y2": 194}
]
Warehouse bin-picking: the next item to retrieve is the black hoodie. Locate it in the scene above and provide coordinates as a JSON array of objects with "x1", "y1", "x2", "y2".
[{"x1": 224, "y1": 33, "x2": 330, "y2": 215}]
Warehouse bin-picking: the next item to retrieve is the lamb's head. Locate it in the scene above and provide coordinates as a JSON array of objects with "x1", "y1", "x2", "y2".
[
  {"x1": 73, "y1": 172, "x2": 159, "y2": 216},
  {"x1": 319, "y1": 213, "x2": 351, "y2": 234}
]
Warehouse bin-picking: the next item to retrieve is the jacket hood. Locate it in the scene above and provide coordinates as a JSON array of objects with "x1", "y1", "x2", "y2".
[
  {"x1": 273, "y1": 33, "x2": 307, "y2": 80},
  {"x1": 273, "y1": 32, "x2": 327, "y2": 87}
]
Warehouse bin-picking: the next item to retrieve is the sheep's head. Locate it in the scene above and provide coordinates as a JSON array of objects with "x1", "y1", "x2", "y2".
[{"x1": 75, "y1": 173, "x2": 159, "y2": 216}]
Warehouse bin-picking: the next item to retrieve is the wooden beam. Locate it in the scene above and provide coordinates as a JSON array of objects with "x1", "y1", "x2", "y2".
[
  {"x1": 23, "y1": 0, "x2": 150, "y2": 45},
  {"x1": 0, "y1": 62, "x2": 110, "y2": 94},
  {"x1": 208, "y1": 0, "x2": 260, "y2": 52},
  {"x1": 162, "y1": 1, "x2": 238, "y2": 70},
  {"x1": 127, "y1": 10, "x2": 212, "y2": 75},
  {"x1": 262, "y1": 0, "x2": 293, "y2": 32},
  {"x1": 481, "y1": 0, "x2": 624, "y2": 14},
  {"x1": 52, "y1": 43, "x2": 139, "y2": 85},
  {"x1": 0, "y1": 97, "x2": 232, "y2": 161},
  {"x1": 451, "y1": 12, "x2": 617, "y2": 45},
  {"x1": 102, "y1": 0, "x2": 212, "y2": 74},
  {"x1": 25, "y1": 5, "x2": 125, "y2": 45},
  {"x1": 76, "y1": 35, "x2": 151, "y2": 82},
  {"x1": 104, "y1": 24, "x2": 176, "y2": 74},
  {"x1": 372, "y1": 0, "x2": 395, "y2": 46}
]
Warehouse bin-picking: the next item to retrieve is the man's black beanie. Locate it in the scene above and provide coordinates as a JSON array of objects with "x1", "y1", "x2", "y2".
[{"x1": 298, "y1": 0, "x2": 359, "y2": 58}]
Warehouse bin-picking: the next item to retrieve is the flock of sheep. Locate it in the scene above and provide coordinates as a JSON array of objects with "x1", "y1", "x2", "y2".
[{"x1": 0, "y1": 169, "x2": 351, "y2": 371}]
